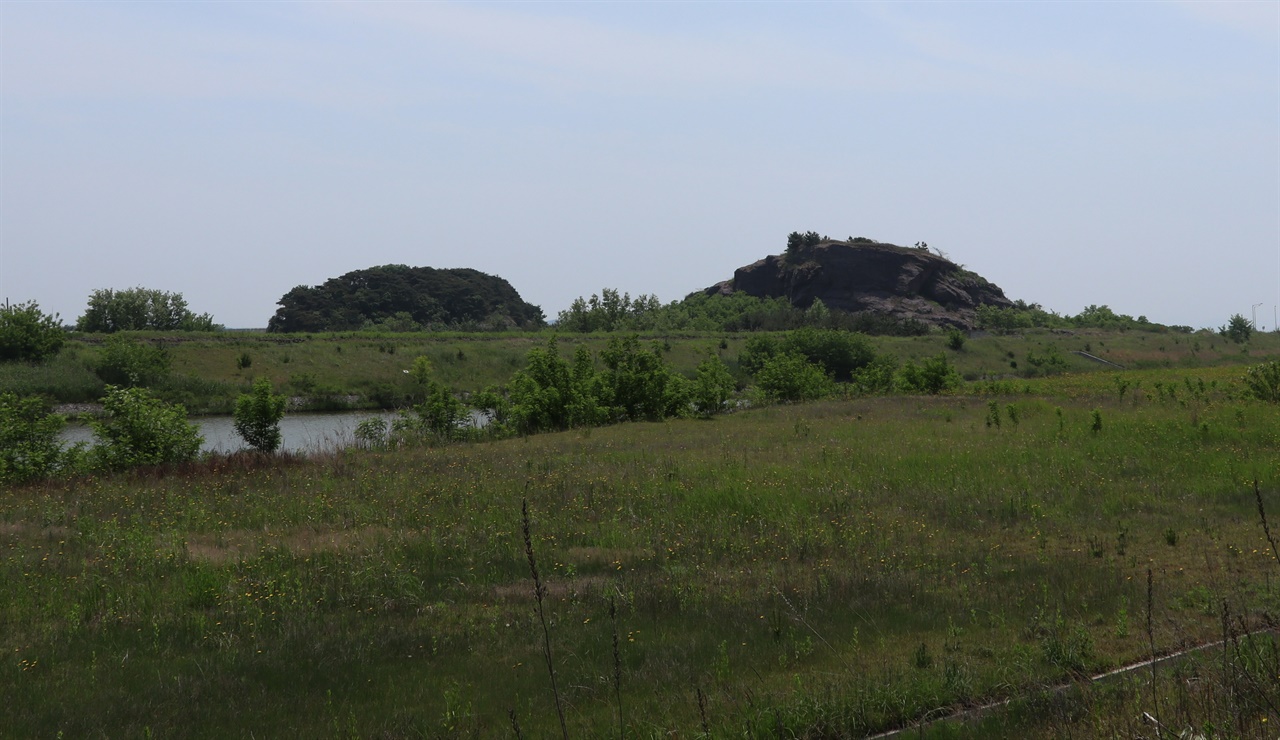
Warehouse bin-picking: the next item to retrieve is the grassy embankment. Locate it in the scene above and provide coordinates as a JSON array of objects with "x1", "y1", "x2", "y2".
[
  {"x1": 1, "y1": 325, "x2": 1272, "y2": 414},
  {"x1": 2, "y1": 346, "x2": 1279, "y2": 736}
]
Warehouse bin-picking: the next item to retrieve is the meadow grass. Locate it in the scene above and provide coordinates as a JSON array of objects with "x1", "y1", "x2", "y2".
[
  {"x1": 8, "y1": 327, "x2": 1280, "y2": 414},
  {"x1": 2, "y1": 360, "x2": 1278, "y2": 736}
]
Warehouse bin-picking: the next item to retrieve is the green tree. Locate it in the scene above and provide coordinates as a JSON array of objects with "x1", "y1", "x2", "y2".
[
  {"x1": 0, "y1": 301, "x2": 67, "y2": 362},
  {"x1": 804, "y1": 298, "x2": 830, "y2": 326},
  {"x1": 77, "y1": 287, "x2": 217, "y2": 332},
  {"x1": 267, "y1": 265, "x2": 544, "y2": 333},
  {"x1": 785, "y1": 230, "x2": 824, "y2": 260},
  {"x1": 0, "y1": 393, "x2": 69, "y2": 483},
  {"x1": 91, "y1": 386, "x2": 202, "y2": 470},
  {"x1": 897, "y1": 354, "x2": 960, "y2": 394},
  {"x1": 95, "y1": 336, "x2": 171, "y2": 387},
  {"x1": 597, "y1": 335, "x2": 677, "y2": 422},
  {"x1": 233, "y1": 378, "x2": 287, "y2": 452},
  {"x1": 738, "y1": 334, "x2": 781, "y2": 375},
  {"x1": 555, "y1": 289, "x2": 663, "y2": 332},
  {"x1": 783, "y1": 328, "x2": 876, "y2": 381},
  {"x1": 755, "y1": 353, "x2": 832, "y2": 403},
  {"x1": 1220, "y1": 314, "x2": 1253, "y2": 344},
  {"x1": 691, "y1": 354, "x2": 736, "y2": 417},
  {"x1": 505, "y1": 339, "x2": 608, "y2": 434},
  {"x1": 850, "y1": 354, "x2": 899, "y2": 395}
]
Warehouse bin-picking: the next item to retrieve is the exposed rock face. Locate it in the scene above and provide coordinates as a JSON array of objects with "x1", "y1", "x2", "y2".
[{"x1": 706, "y1": 240, "x2": 1012, "y2": 329}]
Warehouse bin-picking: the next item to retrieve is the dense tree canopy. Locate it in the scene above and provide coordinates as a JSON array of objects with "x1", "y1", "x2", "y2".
[
  {"x1": 267, "y1": 265, "x2": 544, "y2": 333},
  {"x1": 77, "y1": 288, "x2": 217, "y2": 333}
]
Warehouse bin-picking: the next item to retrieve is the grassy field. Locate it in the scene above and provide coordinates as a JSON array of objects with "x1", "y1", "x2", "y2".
[
  {"x1": 4, "y1": 325, "x2": 1278, "y2": 415},
  {"x1": 2, "y1": 349, "x2": 1279, "y2": 736}
]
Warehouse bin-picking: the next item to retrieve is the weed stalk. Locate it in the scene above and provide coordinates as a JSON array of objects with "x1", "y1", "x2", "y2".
[
  {"x1": 522, "y1": 496, "x2": 569, "y2": 739},
  {"x1": 1254, "y1": 479, "x2": 1280, "y2": 566},
  {"x1": 610, "y1": 596, "x2": 624, "y2": 739},
  {"x1": 1146, "y1": 568, "x2": 1161, "y2": 732}
]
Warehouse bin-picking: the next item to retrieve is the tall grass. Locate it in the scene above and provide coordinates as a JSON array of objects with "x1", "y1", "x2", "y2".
[{"x1": 1, "y1": 365, "x2": 1278, "y2": 735}]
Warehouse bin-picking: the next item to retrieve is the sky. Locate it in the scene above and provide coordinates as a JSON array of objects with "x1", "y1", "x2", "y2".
[{"x1": 1, "y1": 1, "x2": 1277, "y2": 330}]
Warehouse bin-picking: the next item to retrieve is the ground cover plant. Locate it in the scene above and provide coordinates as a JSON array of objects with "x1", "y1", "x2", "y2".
[
  {"x1": 2, "y1": 357, "x2": 1278, "y2": 737},
  {"x1": 4, "y1": 325, "x2": 1278, "y2": 415}
]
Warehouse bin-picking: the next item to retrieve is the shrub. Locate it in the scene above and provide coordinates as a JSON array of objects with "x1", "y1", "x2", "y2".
[
  {"x1": 0, "y1": 301, "x2": 67, "y2": 363},
  {"x1": 504, "y1": 339, "x2": 602, "y2": 434},
  {"x1": 1024, "y1": 346, "x2": 1068, "y2": 377},
  {"x1": 1242, "y1": 361, "x2": 1280, "y2": 403},
  {"x1": 738, "y1": 335, "x2": 781, "y2": 376},
  {"x1": 945, "y1": 328, "x2": 966, "y2": 351},
  {"x1": 850, "y1": 354, "x2": 899, "y2": 395},
  {"x1": 783, "y1": 328, "x2": 876, "y2": 381},
  {"x1": 233, "y1": 378, "x2": 287, "y2": 453},
  {"x1": 91, "y1": 386, "x2": 202, "y2": 470},
  {"x1": 897, "y1": 354, "x2": 960, "y2": 394},
  {"x1": 754, "y1": 353, "x2": 832, "y2": 403},
  {"x1": 597, "y1": 335, "x2": 678, "y2": 422},
  {"x1": 739, "y1": 329, "x2": 876, "y2": 381},
  {"x1": 1220, "y1": 314, "x2": 1253, "y2": 344},
  {"x1": 691, "y1": 354, "x2": 736, "y2": 417},
  {"x1": 415, "y1": 381, "x2": 467, "y2": 439},
  {"x1": 353, "y1": 417, "x2": 388, "y2": 448},
  {"x1": 0, "y1": 393, "x2": 69, "y2": 483},
  {"x1": 95, "y1": 336, "x2": 171, "y2": 387}
]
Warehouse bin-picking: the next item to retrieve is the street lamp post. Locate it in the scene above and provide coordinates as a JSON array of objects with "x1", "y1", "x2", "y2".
[{"x1": 1253, "y1": 303, "x2": 1264, "y2": 330}]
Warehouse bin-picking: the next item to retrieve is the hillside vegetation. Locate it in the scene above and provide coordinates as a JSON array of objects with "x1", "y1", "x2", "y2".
[{"x1": 267, "y1": 265, "x2": 545, "y2": 333}]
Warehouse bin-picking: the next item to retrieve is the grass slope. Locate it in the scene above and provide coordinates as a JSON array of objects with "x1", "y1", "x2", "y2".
[{"x1": 2, "y1": 361, "x2": 1278, "y2": 736}]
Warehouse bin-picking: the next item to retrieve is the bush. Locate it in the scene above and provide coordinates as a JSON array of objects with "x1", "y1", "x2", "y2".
[
  {"x1": 95, "y1": 336, "x2": 171, "y2": 387},
  {"x1": 738, "y1": 335, "x2": 781, "y2": 375},
  {"x1": 1220, "y1": 314, "x2": 1253, "y2": 344},
  {"x1": 739, "y1": 329, "x2": 876, "y2": 381},
  {"x1": 850, "y1": 354, "x2": 899, "y2": 395},
  {"x1": 1024, "y1": 346, "x2": 1068, "y2": 377},
  {"x1": 897, "y1": 354, "x2": 960, "y2": 394},
  {"x1": 945, "y1": 328, "x2": 966, "y2": 351},
  {"x1": 1242, "y1": 361, "x2": 1280, "y2": 403},
  {"x1": 415, "y1": 381, "x2": 467, "y2": 439},
  {"x1": 692, "y1": 354, "x2": 736, "y2": 417},
  {"x1": 597, "y1": 335, "x2": 679, "y2": 422},
  {"x1": 783, "y1": 328, "x2": 876, "y2": 380},
  {"x1": 353, "y1": 417, "x2": 388, "y2": 448},
  {"x1": 233, "y1": 377, "x2": 287, "y2": 452},
  {"x1": 755, "y1": 353, "x2": 832, "y2": 403},
  {"x1": 77, "y1": 287, "x2": 217, "y2": 332},
  {"x1": 91, "y1": 386, "x2": 202, "y2": 470},
  {"x1": 0, "y1": 301, "x2": 67, "y2": 363},
  {"x1": 0, "y1": 393, "x2": 70, "y2": 483}
]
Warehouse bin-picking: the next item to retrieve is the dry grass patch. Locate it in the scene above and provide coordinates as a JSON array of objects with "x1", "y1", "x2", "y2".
[{"x1": 182, "y1": 525, "x2": 400, "y2": 563}]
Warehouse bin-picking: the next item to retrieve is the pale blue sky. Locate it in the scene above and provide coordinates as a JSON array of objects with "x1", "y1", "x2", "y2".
[{"x1": 2, "y1": 1, "x2": 1277, "y2": 329}]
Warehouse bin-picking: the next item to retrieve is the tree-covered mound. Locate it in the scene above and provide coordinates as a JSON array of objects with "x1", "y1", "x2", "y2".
[{"x1": 267, "y1": 265, "x2": 544, "y2": 333}]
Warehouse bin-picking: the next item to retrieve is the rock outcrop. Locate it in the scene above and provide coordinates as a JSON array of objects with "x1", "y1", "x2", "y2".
[{"x1": 705, "y1": 240, "x2": 1012, "y2": 329}]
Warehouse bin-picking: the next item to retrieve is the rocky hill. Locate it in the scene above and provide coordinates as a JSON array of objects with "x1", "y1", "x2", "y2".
[{"x1": 705, "y1": 239, "x2": 1012, "y2": 329}]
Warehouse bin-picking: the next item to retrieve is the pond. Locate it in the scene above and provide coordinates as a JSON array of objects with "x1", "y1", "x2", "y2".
[{"x1": 60, "y1": 410, "x2": 407, "y2": 455}]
